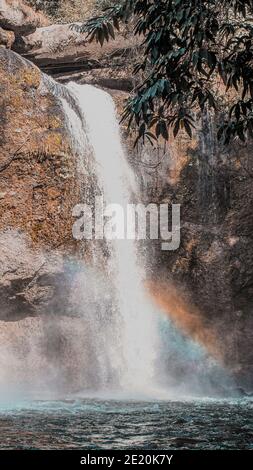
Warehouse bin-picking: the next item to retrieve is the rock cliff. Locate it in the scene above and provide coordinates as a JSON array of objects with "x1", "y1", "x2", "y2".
[
  {"x1": 0, "y1": 1, "x2": 253, "y2": 387},
  {"x1": 140, "y1": 120, "x2": 253, "y2": 386},
  {"x1": 0, "y1": 47, "x2": 97, "y2": 321},
  {"x1": 0, "y1": 47, "x2": 81, "y2": 246}
]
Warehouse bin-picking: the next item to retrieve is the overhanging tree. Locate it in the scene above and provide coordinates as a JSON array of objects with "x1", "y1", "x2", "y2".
[{"x1": 74, "y1": 0, "x2": 253, "y2": 144}]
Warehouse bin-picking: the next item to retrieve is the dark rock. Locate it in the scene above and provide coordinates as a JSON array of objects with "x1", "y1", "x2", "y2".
[
  {"x1": 0, "y1": 26, "x2": 15, "y2": 48},
  {"x1": 141, "y1": 115, "x2": 253, "y2": 386}
]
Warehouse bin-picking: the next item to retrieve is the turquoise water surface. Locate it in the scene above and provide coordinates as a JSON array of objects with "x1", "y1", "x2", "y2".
[{"x1": 0, "y1": 398, "x2": 252, "y2": 450}]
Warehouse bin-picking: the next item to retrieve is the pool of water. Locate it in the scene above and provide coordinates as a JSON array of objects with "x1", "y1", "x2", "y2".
[{"x1": 0, "y1": 398, "x2": 252, "y2": 449}]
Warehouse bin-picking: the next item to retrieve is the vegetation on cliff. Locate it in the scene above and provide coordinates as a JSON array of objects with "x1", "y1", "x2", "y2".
[{"x1": 75, "y1": 0, "x2": 253, "y2": 145}]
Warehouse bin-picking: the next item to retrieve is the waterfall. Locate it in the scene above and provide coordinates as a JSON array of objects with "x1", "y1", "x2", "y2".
[
  {"x1": 54, "y1": 82, "x2": 235, "y2": 399},
  {"x1": 64, "y1": 83, "x2": 161, "y2": 395},
  {"x1": 0, "y1": 77, "x2": 236, "y2": 401}
]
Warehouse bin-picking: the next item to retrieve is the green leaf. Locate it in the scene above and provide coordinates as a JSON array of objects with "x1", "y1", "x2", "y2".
[
  {"x1": 107, "y1": 23, "x2": 115, "y2": 39},
  {"x1": 76, "y1": 0, "x2": 253, "y2": 146},
  {"x1": 160, "y1": 120, "x2": 169, "y2": 140},
  {"x1": 235, "y1": 104, "x2": 241, "y2": 121},
  {"x1": 183, "y1": 119, "x2": 193, "y2": 138},
  {"x1": 113, "y1": 17, "x2": 120, "y2": 31},
  {"x1": 103, "y1": 24, "x2": 109, "y2": 42},
  {"x1": 173, "y1": 119, "x2": 180, "y2": 138},
  {"x1": 97, "y1": 28, "x2": 105, "y2": 47}
]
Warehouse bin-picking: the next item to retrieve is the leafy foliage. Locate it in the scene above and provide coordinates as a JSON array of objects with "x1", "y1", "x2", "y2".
[{"x1": 74, "y1": 0, "x2": 253, "y2": 144}]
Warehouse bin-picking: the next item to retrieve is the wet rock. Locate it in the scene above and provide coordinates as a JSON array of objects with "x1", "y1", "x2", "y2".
[
  {"x1": 0, "y1": 230, "x2": 107, "y2": 321},
  {"x1": 143, "y1": 116, "x2": 253, "y2": 386},
  {"x1": 0, "y1": 230, "x2": 65, "y2": 320}
]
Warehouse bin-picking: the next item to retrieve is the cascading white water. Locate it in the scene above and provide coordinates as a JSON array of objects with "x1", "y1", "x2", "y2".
[
  {"x1": 58, "y1": 82, "x2": 234, "y2": 399},
  {"x1": 66, "y1": 83, "x2": 161, "y2": 394},
  {"x1": 0, "y1": 78, "x2": 235, "y2": 402}
]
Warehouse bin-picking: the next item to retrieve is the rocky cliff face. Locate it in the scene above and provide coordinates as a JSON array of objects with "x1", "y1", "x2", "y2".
[
  {"x1": 0, "y1": 1, "x2": 253, "y2": 387},
  {"x1": 0, "y1": 47, "x2": 81, "y2": 246},
  {"x1": 139, "y1": 118, "x2": 253, "y2": 387},
  {"x1": 0, "y1": 47, "x2": 98, "y2": 320}
]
